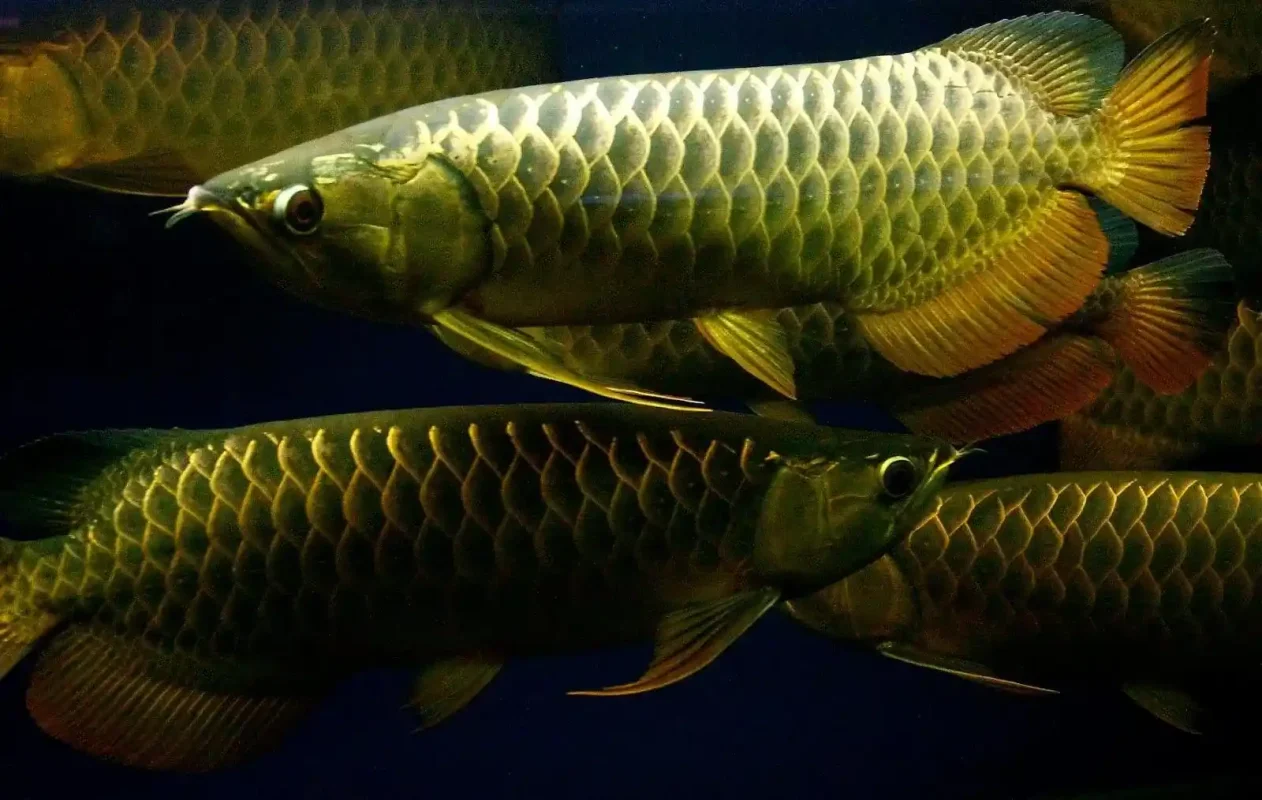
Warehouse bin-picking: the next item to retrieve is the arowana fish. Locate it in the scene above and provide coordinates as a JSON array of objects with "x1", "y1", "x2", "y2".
[
  {"x1": 0, "y1": 403, "x2": 960, "y2": 770},
  {"x1": 169, "y1": 12, "x2": 1214, "y2": 408}
]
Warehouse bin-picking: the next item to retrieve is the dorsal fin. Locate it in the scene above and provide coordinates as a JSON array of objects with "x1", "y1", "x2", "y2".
[
  {"x1": 0, "y1": 430, "x2": 175, "y2": 536},
  {"x1": 935, "y1": 12, "x2": 1125, "y2": 115}
]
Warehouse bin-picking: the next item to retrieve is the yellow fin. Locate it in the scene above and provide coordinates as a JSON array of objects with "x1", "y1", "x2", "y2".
[
  {"x1": 1088, "y1": 249, "x2": 1235, "y2": 394},
  {"x1": 936, "y1": 12, "x2": 1124, "y2": 115},
  {"x1": 410, "y1": 655, "x2": 502, "y2": 730},
  {"x1": 747, "y1": 399, "x2": 816, "y2": 423},
  {"x1": 433, "y1": 307, "x2": 708, "y2": 411},
  {"x1": 894, "y1": 334, "x2": 1118, "y2": 443},
  {"x1": 877, "y1": 642, "x2": 1059, "y2": 696},
  {"x1": 1123, "y1": 682, "x2": 1206, "y2": 735},
  {"x1": 569, "y1": 588, "x2": 779, "y2": 697},
  {"x1": 1086, "y1": 19, "x2": 1213, "y2": 235},
  {"x1": 26, "y1": 627, "x2": 319, "y2": 771},
  {"x1": 855, "y1": 190, "x2": 1108, "y2": 377},
  {"x1": 1090, "y1": 198, "x2": 1139, "y2": 273},
  {"x1": 428, "y1": 324, "x2": 526, "y2": 373},
  {"x1": 694, "y1": 310, "x2": 797, "y2": 399},
  {"x1": 56, "y1": 150, "x2": 204, "y2": 197}
]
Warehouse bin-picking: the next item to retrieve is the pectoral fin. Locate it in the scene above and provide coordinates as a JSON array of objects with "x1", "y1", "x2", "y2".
[
  {"x1": 695, "y1": 310, "x2": 797, "y2": 399},
  {"x1": 1123, "y1": 682, "x2": 1206, "y2": 735},
  {"x1": 433, "y1": 307, "x2": 707, "y2": 410},
  {"x1": 25, "y1": 626, "x2": 324, "y2": 771},
  {"x1": 410, "y1": 655, "x2": 503, "y2": 730},
  {"x1": 57, "y1": 150, "x2": 204, "y2": 197},
  {"x1": 570, "y1": 588, "x2": 780, "y2": 697},
  {"x1": 876, "y1": 642, "x2": 1059, "y2": 696}
]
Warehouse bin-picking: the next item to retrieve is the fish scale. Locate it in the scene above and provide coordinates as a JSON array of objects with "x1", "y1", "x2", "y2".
[
  {"x1": 1062, "y1": 303, "x2": 1262, "y2": 469},
  {"x1": 791, "y1": 472, "x2": 1262, "y2": 682},
  {"x1": 3, "y1": 411, "x2": 818, "y2": 665},
  {"x1": 0, "y1": 0, "x2": 556, "y2": 185},
  {"x1": 382, "y1": 52, "x2": 1069, "y2": 322}
]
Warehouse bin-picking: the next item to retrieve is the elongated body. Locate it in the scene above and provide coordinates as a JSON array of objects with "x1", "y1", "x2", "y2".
[
  {"x1": 0, "y1": 0, "x2": 558, "y2": 194},
  {"x1": 0, "y1": 403, "x2": 956, "y2": 770},
  {"x1": 182, "y1": 13, "x2": 1213, "y2": 407},
  {"x1": 786, "y1": 470, "x2": 1262, "y2": 732}
]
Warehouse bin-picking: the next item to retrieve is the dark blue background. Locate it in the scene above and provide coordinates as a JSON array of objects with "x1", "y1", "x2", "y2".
[{"x1": 0, "y1": 1, "x2": 1252, "y2": 797}]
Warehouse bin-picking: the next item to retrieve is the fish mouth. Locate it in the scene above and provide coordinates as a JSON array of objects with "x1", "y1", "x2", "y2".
[{"x1": 156, "y1": 184, "x2": 314, "y2": 276}]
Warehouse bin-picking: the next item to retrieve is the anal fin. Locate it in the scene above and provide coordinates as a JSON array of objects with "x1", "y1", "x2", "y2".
[
  {"x1": 893, "y1": 334, "x2": 1118, "y2": 443},
  {"x1": 695, "y1": 310, "x2": 798, "y2": 399},
  {"x1": 433, "y1": 307, "x2": 707, "y2": 411},
  {"x1": 569, "y1": 588, "x2": 780, "y2": 697},
  {"x1": 410, "y1": 655, "x2": 503, "y2": 730},
  {"x1": 877, "y1": 642, "x2": 1059, "y2": 696},
  {"x1": 1123, "y1": 682, "x2": 1206, "y2": 735},
  {"x1": 26, "y1": 627, "x2": 322, "y2": 771},
  {"x1": 855, "y1": 190, "x2": 1108, "y2": 377}
]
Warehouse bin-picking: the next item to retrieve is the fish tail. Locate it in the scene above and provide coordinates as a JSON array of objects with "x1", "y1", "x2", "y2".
[
  {"x1": 1085, "y1": 19, "x2": 1213, "y2": 235},
  {"x1": 0, "y1": 538, "x2": 60, "y2": 681},
  {"x1": 1082, "y1": 249, "x2": 1236, "y2": 393}
]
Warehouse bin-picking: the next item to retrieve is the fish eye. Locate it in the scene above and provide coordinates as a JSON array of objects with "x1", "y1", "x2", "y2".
[
  {"x1": 879, "y1": 456, "x2": 920, "y2": 500},
  {"x1": 273, "y1": 184, "x2": 323, "y2": 236}
]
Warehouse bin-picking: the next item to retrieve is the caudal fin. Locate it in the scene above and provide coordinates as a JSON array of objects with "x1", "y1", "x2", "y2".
[
  {"x1": 1089, "y1": 249, "x2": 1236, "y2": 393},
  {"x1": 0, "y1": 539, "x2": 58, "y2": 681},
  {"x1": 1087, "y1": 19, "x2": 1213, "y2": 235}
]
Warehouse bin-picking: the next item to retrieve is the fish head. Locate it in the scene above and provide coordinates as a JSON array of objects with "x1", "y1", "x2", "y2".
[
  {"x1": 752, "y1": 435, "x2": 964, "y2": 597},
  {"x1": 0, "y1": 44, "x2": 89, "y2": 174},
  {"x1": 184, "y1": 122, "x2": 492, "y2": 323}
]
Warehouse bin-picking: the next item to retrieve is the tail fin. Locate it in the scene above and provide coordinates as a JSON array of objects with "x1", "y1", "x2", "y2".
[
  {"x1": 1086, "y1": 19, "x2": 1213, "y2": 235},
  {"x1": 0, "y1": 538, "x2": 57, "y2": 681},
  {"x1": 1088, "y1": 249, "x2": 1236, "y2": 393}
]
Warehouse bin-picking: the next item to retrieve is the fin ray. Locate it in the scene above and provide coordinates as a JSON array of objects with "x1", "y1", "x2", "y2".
[
  {"x1": 856, "y1": 190, "x2": 1107, "y2": 377},
  {"x1": 1086, "y1": 19, "x2": 1213, "y2": 235},
  {"x1": 410, "y1": 655, "x2": 502, "y2": 730},
  {"x1": 936, "y1": 11, "x2": 1124, "y2": 115},
  {"x1": 26, "y1": 627, "x2": 321, "y2": 771},
  {"x1": 877, "y1": 642, "x2": 1059, "y2": 696},
  {"x1": 1090, "y1": 249, "x2": 1235, "y2": 393},
  {"x1": 694, "y1": 310, "x2": 797, "y2": 399},
  {"x1": 432, "y1": 307, "x2": 708, "y2": 411},
  {"x1": 894, "y1": 334, "x2": 1117, "y2": 443},
  {"x1": 569, "y1": 588, "x2": 779, "y2": 697},
  {"x1": 1123, "y1": 682, "x2": 1206, "y2": 734}
]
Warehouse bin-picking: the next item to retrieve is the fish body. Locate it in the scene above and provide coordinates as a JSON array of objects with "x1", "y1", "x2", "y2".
[
  {"x1": 0, "y1": 0, "x2": 558, "y2": 195},
  {"x1": 785, "y1": 470, "x2": 1262, "y2": 733},
  {"x1": 185, "y1": 13, "x2": 1213, "y2": 406},
  {"x1": 0, "y1": 403, "x2": 957, "y2": 770}
]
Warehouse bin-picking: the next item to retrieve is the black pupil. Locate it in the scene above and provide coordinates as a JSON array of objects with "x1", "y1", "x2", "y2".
[
  {"x1": 882, "y1": 459, "x2": 918, "y2": 498},
  {"x1": 288, "y1": 193, "x2": 318, "y2": 228}
]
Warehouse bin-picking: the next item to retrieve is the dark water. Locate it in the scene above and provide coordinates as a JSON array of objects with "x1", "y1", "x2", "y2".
[{"x1": 0, "y1": 1, "x2": 1253, "y2": 797}]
